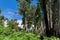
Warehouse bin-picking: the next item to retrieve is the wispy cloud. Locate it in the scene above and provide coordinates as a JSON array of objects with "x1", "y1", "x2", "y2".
[{"x1": 0, "y1": 9, "x2": 22, "y2": 20}]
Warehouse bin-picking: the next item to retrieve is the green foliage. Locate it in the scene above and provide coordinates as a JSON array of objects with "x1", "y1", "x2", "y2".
[
  {"x1": 0, "y1": 8, "x2": 2, "y2": 13},
  {"x1": 0, "y1": 26, "x2": 60, "y2": 40},
  {"x1": 0, "y1": 27, "x2": 39, "y2": 40}
]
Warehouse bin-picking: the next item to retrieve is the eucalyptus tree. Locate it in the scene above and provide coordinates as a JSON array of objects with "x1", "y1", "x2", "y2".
[
  {"x1": 37, "y1": 0, "x2": 46, "y2": 34},
  {"x1": 38, "y1": 0, "x2": 58, "y2": 37},
  {"x1": 41, "y1": 0, "x2": 51, "y2": 37},
  {"x1": 33, "y1": 0, "x2": 44, "y2": 34},
  {"x1": 17, "y1": 0, "x2": 29, "y2": 30},
  {"x1": 58, "y1": 0, "x2": 60, "y2": 36},
  {"x1": 26, "y1": 5, "x2": 36, "y2": 32},
  {"x1": 51, "y1": 0, "x2": 58, "y2": 36},
  {"x1": 17, "y1": 0, "x2": 33, "y2": 31},
  {"x1": 46, "y1": 0, "x2": 54, "y2": 36},
  {"x1": 45, "y1": 0, "x2": 59, "y2": 36},
  {"x1": 24, "y1": 0, "x2": 36, "y2": 32}
]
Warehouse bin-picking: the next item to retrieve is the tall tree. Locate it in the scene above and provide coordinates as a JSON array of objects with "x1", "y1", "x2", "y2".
[
  {"x1": 17, "y1": 0, "x2": 33, "y2": 31},
  {"x1": 34, "y1": 0, "x2": 44, "y2": 34},
  {"x1": 58, "y1": 0, "x2": 60, "y2": 36},
  {"x1": 42, "y1": 0, "x2": 50, "y2": 37},
  {"x1": 51, "y1": 0, "x2": 58, "y2": 36},
  {"x1": 26, "y1": 5, "x2": 36, "y2": 32},
  {"x1": 17, "y1": 0, "x2": 29, "y2": 30}
]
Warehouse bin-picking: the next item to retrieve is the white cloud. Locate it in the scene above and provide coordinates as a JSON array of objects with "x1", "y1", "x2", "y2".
[
  {"x1": 4, "y1": 20, "x2": 8, "y2": 27},
  {"x1": 4, "y1": 20, "x2": 23, "y2": 29},
  {"x1": 17, "y1": 20, "x2": 23, "y2": 29},
  {"x1": 1, "y1": 9, "x2": 22, "y2": 20}
]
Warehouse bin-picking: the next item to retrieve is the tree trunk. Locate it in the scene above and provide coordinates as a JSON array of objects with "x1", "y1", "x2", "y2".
[
  {"x1": 52, "y1": 0, "x2": 58, "y2": 36},
  {"x1": 58, "y1": 0, "x2": 60, "y2": 36},
  {"x1": 42, "y1": 0, "x2": 50, "y2": 37}
]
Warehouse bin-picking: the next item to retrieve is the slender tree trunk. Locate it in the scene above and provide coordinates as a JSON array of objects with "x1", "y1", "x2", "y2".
[
  {"x1": 58, "y1": 0, "x2": 60, "y2": 36},
  {"x1": 42, "y1": 0, "x2": 50, "y2": 37},
  {"x1": 48, "y1": 0, "x2": 53, "y2": 36},
  {"x1": 52, "y1": 0, "x2": 58, "y2": 36},
  {"x1": 40, "y1": 21, "x2": 45, "y2": 35},
  {"x1": 23, "y1": 12, "x2": 27, "y2": 31}
]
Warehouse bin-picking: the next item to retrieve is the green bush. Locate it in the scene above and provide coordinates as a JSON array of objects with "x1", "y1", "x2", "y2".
[{"x1": 0, "y1": 26, "x2": 60, "y2": 40}]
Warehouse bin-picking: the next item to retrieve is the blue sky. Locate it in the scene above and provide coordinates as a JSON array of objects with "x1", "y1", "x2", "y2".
[{"x1": 0, "y1": 0, "x2": 37, "y2": 20}]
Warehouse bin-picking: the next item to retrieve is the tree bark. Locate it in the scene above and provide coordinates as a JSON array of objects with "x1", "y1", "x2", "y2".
[{"x1": 42, "y1": 0, "x2": 50, "y2": 37}]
